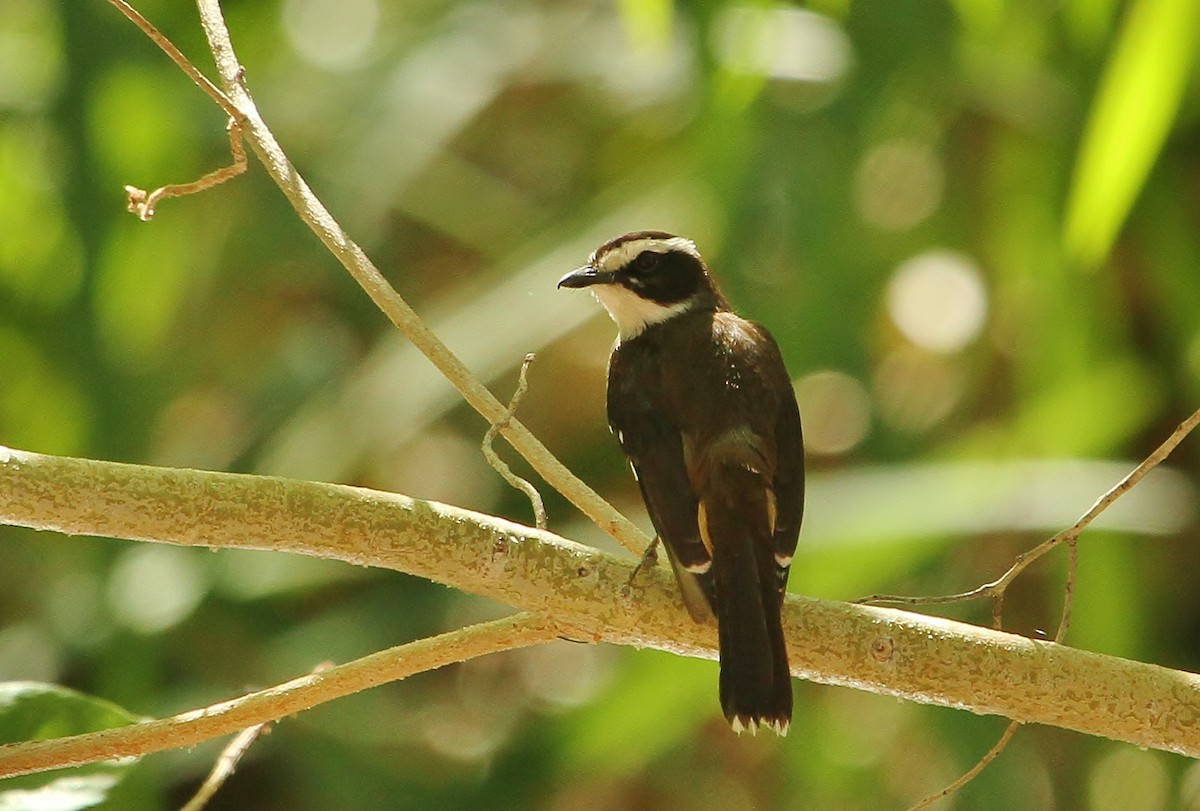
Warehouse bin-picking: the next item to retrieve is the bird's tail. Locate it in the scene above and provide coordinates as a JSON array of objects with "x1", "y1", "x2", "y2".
[{"x1": 703, "y1": 466, "x2": 792, "y2": 736}]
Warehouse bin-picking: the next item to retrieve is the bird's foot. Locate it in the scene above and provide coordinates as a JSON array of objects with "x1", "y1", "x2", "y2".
[{"x1": 626, "y1": 537, "x2": 661, "y2": 589}]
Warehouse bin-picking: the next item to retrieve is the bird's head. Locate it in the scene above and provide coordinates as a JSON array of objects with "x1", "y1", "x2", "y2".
[{"x1": 557, "y1": 231, "x2": 727, "y2": 340}]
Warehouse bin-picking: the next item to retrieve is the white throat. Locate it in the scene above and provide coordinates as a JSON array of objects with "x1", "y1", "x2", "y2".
[{"x1": 591, "y1": 284, "x2": 692, "y2": 341}]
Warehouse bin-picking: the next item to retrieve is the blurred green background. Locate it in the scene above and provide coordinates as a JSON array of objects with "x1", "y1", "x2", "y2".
[{"x1": 2, "y1": 0, "x2": 1200, "y2": 808}]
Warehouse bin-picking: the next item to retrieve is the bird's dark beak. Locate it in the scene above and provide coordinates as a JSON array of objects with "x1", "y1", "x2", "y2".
[{"x1": 557, "y1": 266, "x2": 613, "y2": 289}]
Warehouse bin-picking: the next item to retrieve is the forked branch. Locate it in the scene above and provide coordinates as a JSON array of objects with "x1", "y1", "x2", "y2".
[
  {"x1": 482, "y1": 354, "x2": 548, "y2": 529},
  {"x1": 866, "y1": 408, "x2": 1200, "y2": 808},
  {"x1": 858, "y1": 407, "x2": 1200, "y2": 634},
  {"x1": 178, "y1": 720, "x2": 270, "y2": 811},
  {"x1": 103, "y1": 0, "x2": 649, "y2": 558}
]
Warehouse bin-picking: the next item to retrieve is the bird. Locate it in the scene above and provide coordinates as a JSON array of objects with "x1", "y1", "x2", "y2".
[{"x1": 557, "y1": 230, "x2": 804, "y2": 736}]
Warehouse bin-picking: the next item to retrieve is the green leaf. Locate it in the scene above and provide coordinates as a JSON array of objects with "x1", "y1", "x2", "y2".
[
  {"x1": 1064, "y1": 0, "x2": 1200, "y2": 269},
  {"x1": 0, "y1": 682, "x2": 144, "y2": 743},
  {"x1": 0, "y1": 682, "x2": 145, "y2": 811}
]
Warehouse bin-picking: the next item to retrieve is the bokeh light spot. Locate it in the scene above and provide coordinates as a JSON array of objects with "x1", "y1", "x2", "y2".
[
  {"x1": 108, "y1": 546, "x2": 208, "y2": 635},
  {"x1": 283, "y1": 0, "x2": 379, "y2": 70},
  {"x1": 795, "y1": 370, "x2": 872, "y2": 456},
  {"x1": 873, "y1": 347, "x2": 964, "y2": 434},
  {"x1": 1088, "y1": 747, "x2": 1168, "y2": 811},
  {"x1": 886, "y1": 250, "x2": 988, "y2": 353},
  {"x1": 713, "y1": 5, "x2": 851, "y2": 84},
  {"x1": 855, "y1": 139, "x2": 945, "y2": 231},
  {"x1": 516, "y1": 641, "x2": 610, "y2": 710},
  {"x1": 0, "y1": 622, "x2": 61, "y2": 682}
]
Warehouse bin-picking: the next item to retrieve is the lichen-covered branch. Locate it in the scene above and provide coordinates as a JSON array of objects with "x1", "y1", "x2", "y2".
[{"x1": 3, "y1": 445, "x2": 1200, "y2": 761}]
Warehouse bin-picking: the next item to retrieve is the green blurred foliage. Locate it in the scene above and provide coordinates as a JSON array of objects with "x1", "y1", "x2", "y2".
[
  {"x1": 0, "y1": 682, "x2": 142, "y2": 811},
  {"x1": 1, "y1": 0, "x2": 1200, "y2": 808}
]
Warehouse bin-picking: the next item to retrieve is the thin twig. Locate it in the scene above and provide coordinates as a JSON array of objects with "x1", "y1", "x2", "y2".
[
  {"x1": 105, "y1": 0, "x2": 241, "y2": 121},
  {"x1": 178, "y1": 662, "x2": 331, "y2": 810},
  {"x1": 483, "y1": 354, "x2": 547, "y2": 529},
  {"x1": 0, "y1": 612, "x2": 557, "y2": 780},
  {"x1": 857, "y1": 406, "x2": 1200, "y2": 612},
  {"x1": 178, "y1": 721, "x2": 269, "y2": 811},
  {"x1": 126, "y1": 118, "x2": 247, "y2": 220},
  {"x1": 991, "y1": 587, "x2": 1004, "y2": 631},
  {"x1": 1055, "y1": 537, "x2": 1079, "y2": 644},
  {"x1": 906, "y1": 721, "x2": 1021, "y2": 811}
]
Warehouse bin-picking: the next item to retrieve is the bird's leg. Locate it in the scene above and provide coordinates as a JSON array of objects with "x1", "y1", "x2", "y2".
[{"x1": 627, "y1": 536, "x2": 662, "y2": 586}]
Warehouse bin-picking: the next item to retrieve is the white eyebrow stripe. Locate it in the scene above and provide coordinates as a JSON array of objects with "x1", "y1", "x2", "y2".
[{"x1": 595, "y1": 236, "x2": 700, "y2": 272}]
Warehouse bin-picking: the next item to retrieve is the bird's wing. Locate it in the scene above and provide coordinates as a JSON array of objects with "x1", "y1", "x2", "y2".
[
  {"x1": 608, "y1": 359, "x2": 716, "y2": 618},
  {"x1": 731, "y1": 319, "x2": 804, "y2": 594},
  {"x1": 767, "y1": 349, "x2": 803, "y2": 577}
]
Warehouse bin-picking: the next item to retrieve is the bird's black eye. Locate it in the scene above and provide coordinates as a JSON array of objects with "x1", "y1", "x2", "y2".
[{"x1": 630, "y1": 251, "x2": 660, "y2": 274}]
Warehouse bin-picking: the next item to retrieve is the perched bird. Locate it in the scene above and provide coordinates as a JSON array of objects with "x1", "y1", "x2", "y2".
[{"x1": 558, "y1": 231, "x2": 804, "y2": 735}]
